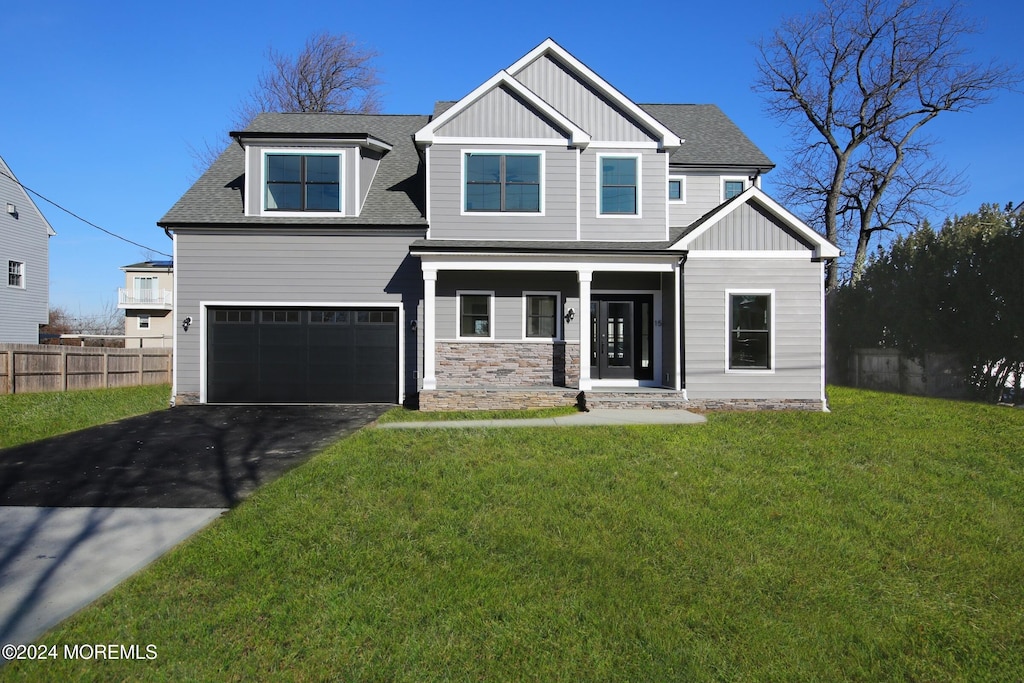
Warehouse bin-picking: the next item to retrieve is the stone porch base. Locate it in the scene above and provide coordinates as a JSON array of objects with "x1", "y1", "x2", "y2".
[{"x1": 418, "y1": 388, "x2": 826, "y2": 412}]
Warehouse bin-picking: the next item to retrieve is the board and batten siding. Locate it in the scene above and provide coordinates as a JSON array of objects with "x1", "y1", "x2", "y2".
[
  {"x1": 435, "y1": 85, "x2": 567, "y2": 139},
  {"x1": 684, "y1": 257, "x2": 824, "y2": 400},
  {"x1": 513, "y1": 54, "x2": 656, "y2": 143},
  {"x1": 173, "y1": 231, "x2": 423, "y2": 400},
  {"x1": 435, "y1": 272, "x2": 580, "y2": 341},
  {"x1": 690, "y1": 202, "x2": 812, "y2": 251},
  {"x1": 0, "y1": 160, "x2": 50, "y2": 343},
  {"x1": 428, "y1": 144, "x2": 578, "y2": 240},
  {"x1": 580, "y1": 148, "x2": 667, "y2": 241}
]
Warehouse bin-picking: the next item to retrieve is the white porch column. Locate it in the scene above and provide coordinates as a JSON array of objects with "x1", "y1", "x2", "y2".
[
  {"x1": 422, "y1": 268, "x2": 437, "y2": 391},
  {"x1": 577, "y1": 269, "x2": 592, "y2": 391},
  {"x1": 674, "y1": 260, "x2": 683, "y2": 392}
]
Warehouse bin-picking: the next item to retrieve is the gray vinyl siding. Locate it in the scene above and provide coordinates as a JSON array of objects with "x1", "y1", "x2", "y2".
[
  {"x1": 435, "y1": 85, "x2": 566, "y2": 139},
  {"x1": 684, "y1": 257, "x2": 824, "y2": 400},
  {"x1": 513, "y1": 54, "x2": 656, "y2": 143},
  {"x1": 435, "y1": 272, "x2": 579, "y2": 341},
  {"x1": 0, "y1": 160, "x2": 50, "y2": 343},
  {"x1": 669, "y1": 173, "x2": 727, "y2": 226},
  {"x1": 173, "y1": 230, "x2": 423, "y2": 400},
  {"x1": 358, "y1": 150, "x2": 382, "y2": 214},
  {"x1": 690, "y1": 202, "x2": 811, "y2": 251},
  {"x1": 244, "y1": 144, "x2": 360, "y2": 218},
  {"x1": 428, "y1": 144, "x2": 578, "y2": 240},
  {"x1": 580, "y1": 148, "x2": 667, "y2": 241}
]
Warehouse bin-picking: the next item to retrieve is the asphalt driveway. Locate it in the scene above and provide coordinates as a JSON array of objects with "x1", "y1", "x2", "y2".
[
  {"x1": 0, "y1": 404, "x2": 387, "y2": 649},
  {"x1": 0, "y1": 404, "x2": 390, "y2": 508}
]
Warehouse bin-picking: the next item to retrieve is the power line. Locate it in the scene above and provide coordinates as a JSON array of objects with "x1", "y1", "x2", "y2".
[{"x1": 0, "y1": 168, "x2": 172, "y2": 258}]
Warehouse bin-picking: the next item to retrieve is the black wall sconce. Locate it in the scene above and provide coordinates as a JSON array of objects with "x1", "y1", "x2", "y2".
[
  {"x1": 182, "y1": 316, "x2": 192, "y2": 332},
  {"x1": 564, "y1": 307, "x2": 575, "y2": 323}
]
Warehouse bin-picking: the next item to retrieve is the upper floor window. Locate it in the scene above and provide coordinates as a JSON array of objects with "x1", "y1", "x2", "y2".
[
  {"x1": 600, "y1": 156, "x2": 638, "y2": 215},
  {"x1": 668, "y1": 176, "x2": 686, "y2": 202},
  {"x1": 723, "y1": 179, "x2": 745, "y2": 201},
  {"x1": 8, "y1": 260, "x2": 24, "y2": 288},
  {"x1": 464, "y1": 153, "x2": 541, "y2": 213},
  {"x1": 265, "y1": 154, "x2": 341, "y2": 212}
]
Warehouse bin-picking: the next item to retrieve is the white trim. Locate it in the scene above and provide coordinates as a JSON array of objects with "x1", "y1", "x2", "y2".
[
  {"x1": 198, "y1": 300, "x2": 405, "y2": 405},
  {"x1": 724, "y1": 289, "x2": 775, "y2": 375},
  {"x1": 522, "y1": 290, "x2": 562, "y2": 341},
  {"x1": 584, "y1": 141, "x2": 660, "y2": 150},
  {"x1": 673, "y1": 262, "x2": 682, "y2": 392},
  {"x1": 417, "y1": 254, "x2": 676, "y2": 273},
  {"x1": 672, "y1": 186, "x2": 841, "y2": 259},
  {"x1": 819, "y1": 260, "x2": 829, "y2": 410},
  {"x1": 721, "y1": 175, "x2": 748, "y2": 203},
  {"x1": 415, "y1": 70, "x2": 591, "y2": 149},
  {"x1": 258, "y1": 148, "x2": 346, "y2": 217},
  {"x1": 506, "y1": 39, "x2": 682, "y2": 150},
  {"x1": 577, "y1": 270, "x2": 592, "y2": 390},
  {"x1": 686, "y1": 250, "x2": 815, "y2": 259},
  {"x1": 455, "y1": 290, "x2": 495, "y2": 340},
  {"x1": 431, "y1": 136, "x2": 573, "y2": 147},
  {"x1": 422, "y1": 268, "x2": 437, "y2": 390},
  {"x1": 460, "y1": 149, "x2": 546, "y2": 217},
  {"x1": 424, "y1": 146, "x2": 432, "y2": 234},
  {"x1": 171, "y1": 233, "x2": 178, "y2": 402},
  {"x1": 596, "y1": 153, "x2": 642, "y2": 219}
]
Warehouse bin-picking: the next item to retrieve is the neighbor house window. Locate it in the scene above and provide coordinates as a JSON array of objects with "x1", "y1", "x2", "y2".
[
  {"x1": 8, "y1": 261, "x2": 24, "y2": 288},
  {"x1": 464, "y1": 153, "x2": 541, "y2": 212},
  {"x1": 525, "y1": 293, "x2": 558, "y2": 339},
  {"x1": 600, "y1": 156, "x2": 638, "y2": 215},
  {"x1": 265, "y1": 154, "x2": 341, "y2": 211},
  {"x1": 723, "y1": 179, "x2": 745, "y2": 200},
  {"x1": 729, "y1": 293, "x2": 771, "y2": 370},
  {"x1": 459, "y1": 292, "x2": 492, "y2": 338},
  {"x1": 138, "y1": 314, "x2": 151, "y2": 330}
]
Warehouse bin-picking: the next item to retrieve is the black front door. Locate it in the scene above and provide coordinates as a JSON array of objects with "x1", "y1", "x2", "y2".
[{"x1": 590, "y1": 295, "x2": 654, "y2": 381}]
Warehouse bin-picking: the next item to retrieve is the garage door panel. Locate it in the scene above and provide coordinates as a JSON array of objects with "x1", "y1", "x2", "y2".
[{"x1": 207, "y1": 307, "x2": 397, "y2": 404}]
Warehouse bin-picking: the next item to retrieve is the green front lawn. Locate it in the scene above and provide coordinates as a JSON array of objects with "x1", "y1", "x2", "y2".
[
  {"x1": 5, "y1": 387, "x2": 1023, "y2": 681},
  {"x1": 0, "y1": 384, "x2": 171, "y2": 449}
]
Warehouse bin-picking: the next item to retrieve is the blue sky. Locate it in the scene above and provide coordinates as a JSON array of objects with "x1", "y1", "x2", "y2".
[{"x1": 4, "y1": 0, "x2": 1021, "y2": 316}]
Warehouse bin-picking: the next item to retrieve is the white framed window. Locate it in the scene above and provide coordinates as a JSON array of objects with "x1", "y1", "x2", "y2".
[
  {"x1": 137, "y1": 314, "x2": 151, "y2": 330},
  {"x1": 457, "y1": 291, "x2": 494, "y2": 339},
  {"x1": 722, "y1": 176, "x2": 747, "y2": 202},
  {"x1": 461, "y1": 150, "x2": 544, "y2": 215},
  {"x1": 523, "y1": 291, "x2": 561, "y2": 340},
  {"x1": 261, "y1": 149, "x2": 344, "y2": 215},
  {"x1": 598, "y1": 154, "x2": 640, "y2": 216},
  {"x1": 8, "y1": 260, "x2": 24, "y2": 288},
  {"x1": 726, "y1": 290, "x2": 775, "y2": 372},
  {"x1": 668, "y1": 176, "x2": 686, "y2": 203}
]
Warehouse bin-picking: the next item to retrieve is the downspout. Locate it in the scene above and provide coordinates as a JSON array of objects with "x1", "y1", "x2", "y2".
[{"x1": 678, "y1": 253, "x2": 687, "y2": 391}]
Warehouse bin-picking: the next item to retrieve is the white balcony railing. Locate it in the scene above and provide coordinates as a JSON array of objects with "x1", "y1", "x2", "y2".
[{"x1": 117, "y1": 288, "x2": 173, "y2": 309}]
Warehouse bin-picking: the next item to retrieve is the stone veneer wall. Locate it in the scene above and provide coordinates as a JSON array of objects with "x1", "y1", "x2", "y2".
[
  {"x1": 435, "y1": 341, "x2": 580, "y2": 388},
  {"x1": 419, "y1": 388, "x2": 581, "y2": 411}
]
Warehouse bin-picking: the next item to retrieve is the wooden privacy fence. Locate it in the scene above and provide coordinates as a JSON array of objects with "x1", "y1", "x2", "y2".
[
  {"x1": 0, "y1": 344, "x2": 172, "y2": 394},
  {"x1": 843, "y1": 348, "x2": 967, "y2": 399}
]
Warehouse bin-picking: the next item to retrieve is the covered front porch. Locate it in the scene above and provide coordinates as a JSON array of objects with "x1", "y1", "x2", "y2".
[{"x1": 411, "y1": 245, "x2": 686, "y2": 411}]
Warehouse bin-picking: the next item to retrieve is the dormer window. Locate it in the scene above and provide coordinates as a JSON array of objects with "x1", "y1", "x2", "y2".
[{"x1": 265, "y1": 153, "x2": 341, "y2": 212}]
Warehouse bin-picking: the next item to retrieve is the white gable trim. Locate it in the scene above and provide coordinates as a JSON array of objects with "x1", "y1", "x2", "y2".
[
  {"x1": 415, "y1": 71, "x2": 591, "y2": 149},
  {"x1": 507, "y1": 39, "x2": 683, "y2": 151},
  {"x1": 672, "y1": 186, "x2": 841, "y2": 259}
]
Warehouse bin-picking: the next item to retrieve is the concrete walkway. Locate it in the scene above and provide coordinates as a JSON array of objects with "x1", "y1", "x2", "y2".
[
  {"x1": 377, "y1": 408, "x2": 706, "y2": 429},
  {"x1": 0, "y1": 506, "x2": 225, "y2": 647}
]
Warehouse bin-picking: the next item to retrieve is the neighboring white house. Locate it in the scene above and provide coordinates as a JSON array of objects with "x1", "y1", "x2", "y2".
[
  {"x1": 0, "y1": 154, "x2": 55, "y2": 343},
  {"x1": 118, "y1": 260, "x2": 174, "y2": 347}
]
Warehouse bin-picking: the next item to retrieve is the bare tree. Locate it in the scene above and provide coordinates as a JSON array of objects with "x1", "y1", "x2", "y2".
[
  {"x1": 235, "y1": 31, "x2": 381, "y2": 130},
  {"x1": 190, "y1": 32, "x2": 382, "y2": 176},
  {"x1": 755, "y1": 0, "x2": 1019, "y2": 288}
]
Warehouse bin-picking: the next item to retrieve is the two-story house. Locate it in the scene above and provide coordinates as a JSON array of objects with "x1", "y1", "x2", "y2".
[
  {"x1": 159, "y1": 39, "x2": 838, "y2": 410},
  {"x1": 0, "y1": 154, "x2": 55, "y2": 344},
  {"x1": 118, "y1": 260, "x2": 174, "y2": 347}
]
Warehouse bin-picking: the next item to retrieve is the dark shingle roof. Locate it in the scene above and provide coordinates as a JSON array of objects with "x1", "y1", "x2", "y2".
[
  {"x1": 640, "y1": 104, "x2": 773, "y2": 169},
  {"x1": 159, "y1": 113, "x2": 429, "y2": 227}
]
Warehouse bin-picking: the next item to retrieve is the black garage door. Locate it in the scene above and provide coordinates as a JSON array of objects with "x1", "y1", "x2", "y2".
[{"x1": 207, "y1": 307, "x2": 398, "y2": 404}]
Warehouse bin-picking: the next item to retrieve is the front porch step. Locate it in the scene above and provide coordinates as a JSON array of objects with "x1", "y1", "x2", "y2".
[{"x1": 582, "y1": 390, "x2": 690, "y2": 411}]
